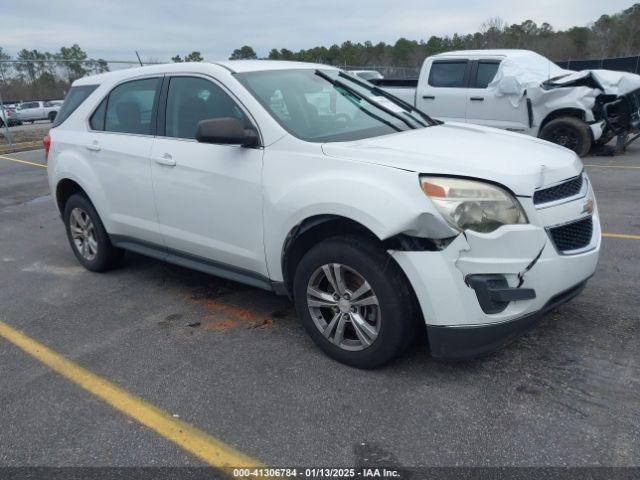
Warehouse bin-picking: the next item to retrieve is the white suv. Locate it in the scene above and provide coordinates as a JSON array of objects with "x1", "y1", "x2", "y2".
[{"x1": 45, "y1": 61, "x2": 600, "y2": 368}]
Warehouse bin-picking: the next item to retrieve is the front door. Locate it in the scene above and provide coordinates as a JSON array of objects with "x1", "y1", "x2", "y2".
[
  {"x1": 150, "y1": 75, "x2": 266, "y2": 276},
  {"x1": 465, "y1": 60, "x2": 530, "y2": 132}
]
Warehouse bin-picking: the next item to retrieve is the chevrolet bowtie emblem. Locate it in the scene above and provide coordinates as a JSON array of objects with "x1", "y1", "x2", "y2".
[{"x1": 582, "y1": 199, "x2": 594, "y2": 214}]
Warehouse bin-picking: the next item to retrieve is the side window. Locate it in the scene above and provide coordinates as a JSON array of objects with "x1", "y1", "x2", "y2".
[
  {"x1": 165, "y1": 76, "x2": 249, "y2": 140},
  {"x1": 473, "y1": 61, "x2": 500, "y2": 89},
  {"x1": 90, "y1": 98, "x2": 107, "y2": 130},
  {"x1": 428, "y1": 61, "x2": 468, "y2": 88},
  {"x1": 104, "y1": 78, "x2": 160, "y2": 135}
]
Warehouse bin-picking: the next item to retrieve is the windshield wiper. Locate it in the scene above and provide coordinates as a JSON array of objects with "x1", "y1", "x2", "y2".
[
  {"x1": 338, "y1": 71, "x2": 438, "y2": 126},
  {"x1": 315, "y1": 70, "x2": 416, "y2": 130}
]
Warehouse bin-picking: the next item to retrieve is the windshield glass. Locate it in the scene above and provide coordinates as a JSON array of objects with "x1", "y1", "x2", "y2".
[{"x1": 237, "y1": 69, "x2": 434, "y2": 142}]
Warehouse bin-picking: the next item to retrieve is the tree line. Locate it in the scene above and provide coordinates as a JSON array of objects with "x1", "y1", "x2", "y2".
[
  {"x1": 231, "y1": 3, "x2": 640, "y2": 68},
  {"x1": 0, "y1": 44, "x2": 110, "y2": 102},
  {"x1": 2, "y1": 3, "x2": 639, "y2": 103}
]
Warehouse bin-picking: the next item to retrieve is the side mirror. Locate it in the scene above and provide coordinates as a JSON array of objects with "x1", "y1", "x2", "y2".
[{"x1": 195, "y1": 117, "x2": 259, "y2": 147}]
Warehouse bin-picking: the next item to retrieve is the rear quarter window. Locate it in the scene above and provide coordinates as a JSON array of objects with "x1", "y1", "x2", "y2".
[{"x1": 52, "y1": 85, "x2": 99, "y2": 127}]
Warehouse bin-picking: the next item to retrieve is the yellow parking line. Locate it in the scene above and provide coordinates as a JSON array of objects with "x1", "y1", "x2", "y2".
[
  {"x1": 585, "y1": 164, "x2": 640, "y2": 170},
  {"x1": 602, "y1": 232, "x2": 640, "y2": 240},
  {"x1": 0, "y1": 320, "x2": 262, "y2": 472},
  {"x1": 0, "y1": 154, "x2": 46, "y2": 169}
]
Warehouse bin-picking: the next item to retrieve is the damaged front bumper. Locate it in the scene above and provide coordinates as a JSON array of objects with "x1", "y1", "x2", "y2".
[
  {"x1": 425, "y1": 279, "x2": 589, "y2": 358},
  {"x1": 390, "y1": 188, "x2": 601, "y2": 359}
]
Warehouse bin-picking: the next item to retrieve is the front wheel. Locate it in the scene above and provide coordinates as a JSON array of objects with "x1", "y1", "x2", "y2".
[
  {"x1": 540, "y1": 116, "x2": 592, "y2": 157},
  {"x1": 293, "y1": 236, "x2": 418, "y2": 369}
]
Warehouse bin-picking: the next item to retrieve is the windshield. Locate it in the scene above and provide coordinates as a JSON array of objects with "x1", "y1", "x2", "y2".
[{"x1": 237, "y1": 69, "x2": 434, "y2": 143}]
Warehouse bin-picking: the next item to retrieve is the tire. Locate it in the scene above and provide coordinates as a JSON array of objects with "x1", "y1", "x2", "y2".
[
  {"x1": 63, "y1": 193, "x2": 124, "y2": 272},
  {"x1": 0, "y1": 119, "x2": 4, "y2": 128},
  {"x1": 293, "y1": 236, "x2": 418, "y2": 369},
  {"x1": 48, "y1": 112, "x2": 57, "y2": 122},
  {"x1": 540, "y1": 116, "x2": 592, "y2": 157}
]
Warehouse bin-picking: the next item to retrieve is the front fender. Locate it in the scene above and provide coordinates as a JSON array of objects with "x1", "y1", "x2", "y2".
[
  {"x1": 262, "y1": 151, "x2": 456, "y2": 281},
  {"x1": 529, "y1": 86, "x2": 598, "y2": 125}
]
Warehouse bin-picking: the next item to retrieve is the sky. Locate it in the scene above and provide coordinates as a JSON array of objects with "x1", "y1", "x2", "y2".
[{"x1": 0, "y1": 0, "x2": 637, "y2": 62}]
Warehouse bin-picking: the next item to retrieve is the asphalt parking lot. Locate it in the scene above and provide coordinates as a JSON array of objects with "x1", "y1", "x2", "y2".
[{"x1": 0, "y1": 147, "x2": 638, "y2": 471}]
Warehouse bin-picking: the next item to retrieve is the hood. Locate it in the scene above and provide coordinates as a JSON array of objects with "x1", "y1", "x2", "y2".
[
  {"x1": 487, "y1": 51, "x2": 640, "y2": 107},
  {"x1": 546, "y1": 69, "x2": 640, "y2": 96},
  {"x1": 322, "y1": 123, "x2": 582, "y2": 196}
]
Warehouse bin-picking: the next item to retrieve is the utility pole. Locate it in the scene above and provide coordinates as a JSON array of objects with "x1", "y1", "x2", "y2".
[{"x1": 0, "y1": 89, "x2": 13, "y2": 149}]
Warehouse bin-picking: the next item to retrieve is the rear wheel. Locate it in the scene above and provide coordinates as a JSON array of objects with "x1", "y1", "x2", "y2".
[
  {"x1": 540, "y1": 116, "x2": 592, "y2": 157},
  {"x1": 63, "y1": 194, "x2": 123, "y2": 272},
  {"x1": 48, "y1": 111, "x2": 57, "y2": 122},
  {"x1": 293, "y1": 236, "x2": 418, "y2": 368}
]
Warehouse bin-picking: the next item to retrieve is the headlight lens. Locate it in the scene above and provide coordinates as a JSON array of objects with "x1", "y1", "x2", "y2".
[{"x1": 420, "y1": 176, "x2": 528, "y2": 233}]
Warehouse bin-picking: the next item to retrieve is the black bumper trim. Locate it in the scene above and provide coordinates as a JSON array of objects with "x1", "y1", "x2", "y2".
[
  {"x1": 426, "y1": 279, "x2": 588, "y2": 359},
  {"x1": 467, "y1": 274, "x2": 536, "y2": 314}
]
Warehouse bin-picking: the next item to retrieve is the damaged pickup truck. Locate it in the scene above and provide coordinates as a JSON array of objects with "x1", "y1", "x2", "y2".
[
  {"x1": 378, "y1": 49, "x2": 640, "y2": 156},
  {"x1": 48, "y1": 60, "x2": 600, "y2": 368}
]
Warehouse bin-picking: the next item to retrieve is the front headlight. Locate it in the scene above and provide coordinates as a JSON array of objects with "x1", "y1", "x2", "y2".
[{"x1": 420, "y1": 176, "x2": 528, "y2": 233}]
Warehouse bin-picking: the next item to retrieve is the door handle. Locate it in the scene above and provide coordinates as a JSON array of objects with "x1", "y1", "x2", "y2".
[
  {"x1": 470, "y1": 97, "x2": 485, "y2": 101},
  {"x1": 85, "y1": 142, "x2": 101, "y2": 152},
  {"x1": 422, "y1": 95, "x2": 435, "y2": 100},
  {"x1": 155, "y1": 153, "x2": 176, "y2": 167}
]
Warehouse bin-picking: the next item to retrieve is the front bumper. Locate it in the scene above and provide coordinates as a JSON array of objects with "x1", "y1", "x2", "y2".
[
  {"x1": 390, "y1": 180, "x2": 600, "y2": 359},
  {"x1": 426, "y1": 279, "x2": 588, "y2": 359}
]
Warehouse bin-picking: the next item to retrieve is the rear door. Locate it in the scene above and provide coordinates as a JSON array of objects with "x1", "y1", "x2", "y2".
[
  {"x1": 465, "y1": 59, "x2": 529, "y2": 132},
  {"x1": 85, "y1": 76, "x2": 164, "y2": 244},
  {"x1": 150, "y1": 75, "x2": 266, "y2": 275},
  {"x1": 415, "y1": 58, "x2": 470, "y2": 122}
]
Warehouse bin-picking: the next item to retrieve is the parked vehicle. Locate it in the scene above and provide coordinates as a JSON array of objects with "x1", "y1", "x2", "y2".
[
  {"x1": 0, "y1": 107, "x2": 22, "y2": 127},
  {"x1": 46, "y1": 61, "x2": 600, "y2": 368},
  {"x1": 349, "y1": 69, "x2": 384, "y2": 81},
  {"x1": 376, "y1": 49, "x2": 640, "y2": 156},
  {"x1": 16, "y1": 100, "x2": 61, "y2": 123}
]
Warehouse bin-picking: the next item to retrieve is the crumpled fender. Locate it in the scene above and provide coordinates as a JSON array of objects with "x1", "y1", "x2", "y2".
[{"x1": 528, "y1": 86, "x2": 599, "y2": 124}]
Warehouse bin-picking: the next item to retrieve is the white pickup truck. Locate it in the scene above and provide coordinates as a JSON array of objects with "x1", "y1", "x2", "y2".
[
  {"x1": 378, "y1": 49, "x2": 640, "y2": 156},
  {"x1": 15, "y1": 100, "x2": 61, "y2": 123}
]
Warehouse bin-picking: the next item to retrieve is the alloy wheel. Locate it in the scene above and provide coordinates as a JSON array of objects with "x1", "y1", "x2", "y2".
[
  {"x1": 69, "y1": 207, "x2": 98, "y2": 261},
  {"x1": 306, "y1": 263, "x2": 381, "y2": 351}
]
